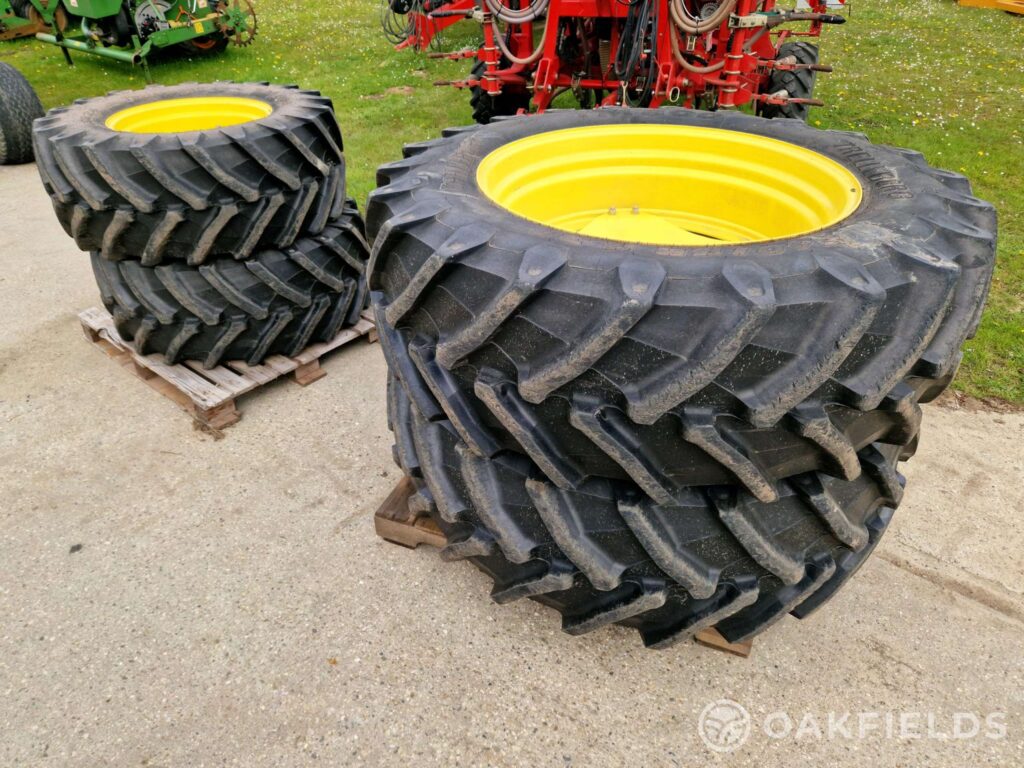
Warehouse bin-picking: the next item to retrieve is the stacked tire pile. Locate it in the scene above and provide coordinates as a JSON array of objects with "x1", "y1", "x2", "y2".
[
  {"x1": 33, "y1": 83, "x2": 368, "y2": 367},
  {"x1": 367, "y1": 109, "x2": 996, "y2": 648}
]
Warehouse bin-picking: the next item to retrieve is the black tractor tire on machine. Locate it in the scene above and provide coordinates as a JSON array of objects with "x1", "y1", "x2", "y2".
[
  {"x1": 33, "y1": 82, "x2": 347, "y2": 265},
  {"x1": 0, "y1": 62, "x2": 44, "y2": 166},
  {"x1": 367, "y1": 109, "x2": 996, "y2": 644},
  {"x1": 92, "y1": 201, "x2": 370, "y2": 368},
  {"x1": 760, "y1": 42, "x2": 821, "y2": 122},
  {"x1": 469, "y1": 59, "x2": 531, "y2": 125},
  {"x1": 177, "y1": 34, "x2": 231, "y2": 57}
]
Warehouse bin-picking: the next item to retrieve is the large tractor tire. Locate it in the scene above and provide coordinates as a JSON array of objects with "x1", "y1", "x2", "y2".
[
  {"x1": 91, "y1": 202, "x2": 369, "y2": 368},
  {"x1": 33, "y1": 82, "x2": 346, "y2": 265},
  {"x1": 387, "y1": 375, "x2": 905, "y2": 645},
  {"x1": 0, "y1": 62, "x2": 44, "y2": 166},
  {"x1": 760, "y1": 41, "x2": 819, "y2": 121},
  {"x1": 368, "y1": 109, "x2": 995, "y2": 641},
  {"x1": 367, "y1": 109, "x2": 995, "y2": 502}
]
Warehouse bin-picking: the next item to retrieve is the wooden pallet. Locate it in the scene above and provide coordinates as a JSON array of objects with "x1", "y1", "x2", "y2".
[
  {"x1": 79, "y1": 306, "x2": 378, "y2": 430},
  {"x1": 373, "y1": 477, "x2": 752, "y2": 657},
  {"x1": 373, "y1": 476, "x2": 448, "y2": 550}
]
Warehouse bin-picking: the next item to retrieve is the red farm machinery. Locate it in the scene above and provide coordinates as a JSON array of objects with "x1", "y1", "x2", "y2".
[{"x1": 382, "y1": 0, "x2": 846, "y2": 123}]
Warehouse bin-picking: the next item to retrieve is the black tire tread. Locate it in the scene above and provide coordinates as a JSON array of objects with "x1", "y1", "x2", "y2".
[
  {"x1": 177, "y1": 35, "x2": 230, "y2": 56},
  {"x1": 0, "y1": 62, "x2": 44, "y2": 165},
  {"x1": 760, "y1": 41, "x2": 819, "y2": 121},
  {"x1": 367, "y1": 109, "x2": 996, "y2": 501},
  {"x1": 92, "y1": 202, "x2": 369, "y2": 368},
  {"x1": 33, "y1": 82, "x2": 345, "y2": 263},
  {"x1": 385, "y1": 369, "x2": 903, "y2": 647}
]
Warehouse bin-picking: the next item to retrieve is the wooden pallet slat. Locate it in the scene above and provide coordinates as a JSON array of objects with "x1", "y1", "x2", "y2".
[
  {"x1": 293, "y1": 361, "x2": 326, "y2": 386},
  {"x1": 223, "y1": 359, "x2": 277, "y2": 386},
  {"x1": 260, "y1": 354, "x2": 300, "y2": 376},
  {"x1": 182, "y1": 360, "x2": 255, "y2": 395},
  {"x1": 294, "y1": 318, "x2": 376, "y2": 365},
  {"x1": 373, "y1": 476, "x2": 448, "y2": 550},
  {"x1": 694, "y1": 628, "x2": 754, "y2": 658},
  {"x1": 79, "y1": 307, "x2": 377, "y2": 430},
  {"x1": 84, "y1": 310, "x2": 234, "y2": 407},
  {"x1": 134, "y1": 353, "x2": 233, "y2": 408}
]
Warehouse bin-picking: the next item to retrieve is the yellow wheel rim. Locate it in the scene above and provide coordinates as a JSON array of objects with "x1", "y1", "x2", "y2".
[
  {"x1": 105, "y1": 96, "x2": 273, "y2": 134},
  {"x1": 476, "y1": 124, "x2": 863, "y2": 246}
]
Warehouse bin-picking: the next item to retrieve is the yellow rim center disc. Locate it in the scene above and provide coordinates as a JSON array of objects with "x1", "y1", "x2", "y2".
[
  {"x1": 476, "y1": 124, "x2": 863, "y2": 246},
  {"x1": 105, "y1": 96, "x2": 274, "y2": 134}
]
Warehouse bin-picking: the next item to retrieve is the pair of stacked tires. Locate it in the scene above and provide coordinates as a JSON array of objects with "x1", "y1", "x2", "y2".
[
  {"x1": 33, "y1": 83, "x2": 368, "y2": 367},
  {"x1": 367, "y1": 108, "x2": 997, "y2": 647}
]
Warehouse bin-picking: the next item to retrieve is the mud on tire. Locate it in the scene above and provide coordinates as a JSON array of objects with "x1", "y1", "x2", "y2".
[
  {"x1": 33, "y1": 82, "x2": 346, "y2": 265},
  {"x1": 367, "y1": 109, "x2": 995, "y2": 503},
  {"x1": 92, "y1": 201, "x2": 369, "y2": 368}
]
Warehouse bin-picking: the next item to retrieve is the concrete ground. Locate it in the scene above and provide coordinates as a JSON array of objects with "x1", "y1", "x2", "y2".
[{"x1": 1, "y1": 161, "x2": 1022, "y2": 767}]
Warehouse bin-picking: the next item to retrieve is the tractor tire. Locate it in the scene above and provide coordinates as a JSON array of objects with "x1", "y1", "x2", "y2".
[
  {"x1": 0, "y1": 62, "x2": 44, "y2": 166},
  {"x1": 469, "y1": 59, "x2": 531, "y2": 125},
  {"x1": 33, "y1": 82, "x2": 346, "y2": 265},
  {"x1": 177, "y1": 34, "x2": 230, "y2": 57},
  {"x1": 760, "y1": 41, "x2": 819, "y2": 121},
  {"x1": 386, "y1": 373, "x2": 906, "y2": 645},
  {"x1": 10, "y1": 0, "x2": 31, "y2": 18},
  {"x1": 92, "y1": 201, "x2": 369, "y2": 368},
  {"x1": 367, "y1": 109, "x2": 995, "y2": 502}
]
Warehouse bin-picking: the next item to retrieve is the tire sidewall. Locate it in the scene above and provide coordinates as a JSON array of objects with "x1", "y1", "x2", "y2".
[{"x1": 45, "y1": 82, "x2": 333, "y2": 146}]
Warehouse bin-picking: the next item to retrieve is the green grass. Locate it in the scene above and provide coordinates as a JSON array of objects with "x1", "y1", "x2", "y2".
[{"x1": 2, "y1": 0, "x2": 1021, "y2": 400}]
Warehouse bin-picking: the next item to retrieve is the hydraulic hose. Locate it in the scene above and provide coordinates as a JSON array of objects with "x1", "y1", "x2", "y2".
[
  {"x1": 669, "y1": 26, "x2": 724, "y2": 72},
  {"x1": 669, "y1": 0, "x2": 761, "y2": 73},
  {"x1": 669, "y1": 0, "x2": 736, "y2": 34},
  {"x1": 613, "y1": 0, "x2": 649, "y2": 80},
  {"x1": 380, "y1": 0, "x2": 417, "y2": 45},
  {"x1": 614, "y1": 0, "x2": 659, "y2": 106},
  {"x1": 483, "y1": 0, "x2": 548, "y2": 23},
  {"x1": 490, "y1": 12, "x2": 552, "y2": 65}
]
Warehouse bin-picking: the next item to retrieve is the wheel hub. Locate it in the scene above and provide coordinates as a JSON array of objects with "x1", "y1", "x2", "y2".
[
  {"x1": 476, "y1": 124, "x2": 863, "y2": 246},
  {"x1": 104, "y1": 96, "x2": 273, "y2": 133}
]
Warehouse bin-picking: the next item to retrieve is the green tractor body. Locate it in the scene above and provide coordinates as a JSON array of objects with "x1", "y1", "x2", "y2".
[
  {"x1": 0, "y1": 0, "x2": 49, "y2": 41},
  {"x1": 64, "y1": 0, "x2": 122, "y2": 17},
  {"x1": 3, "y1": 0, "x2": 256, "y2": 79}
]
